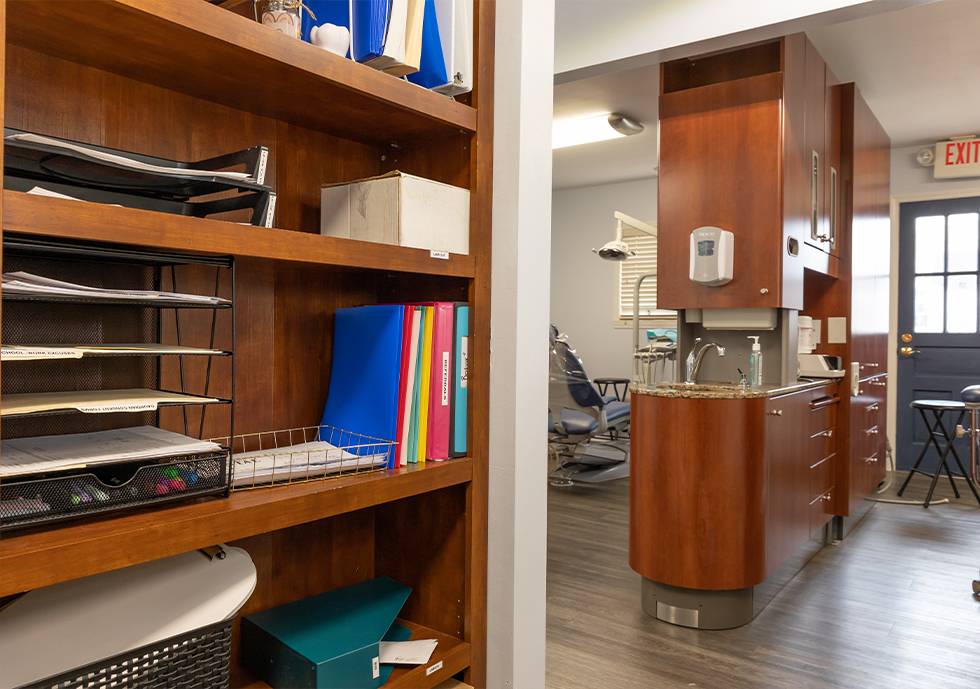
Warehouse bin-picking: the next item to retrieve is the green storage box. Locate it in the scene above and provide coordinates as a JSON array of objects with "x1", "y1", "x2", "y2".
[{"x1": 241, "y1": 576, "x2": 412, "y2": 689}]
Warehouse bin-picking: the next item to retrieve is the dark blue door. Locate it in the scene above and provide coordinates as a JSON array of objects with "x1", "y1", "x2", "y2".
[{"x1": 896, "y1": 196, "x2": 980, "y2": 471}]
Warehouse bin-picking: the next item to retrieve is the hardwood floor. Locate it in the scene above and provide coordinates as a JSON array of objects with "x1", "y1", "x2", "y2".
[{"x1": 546, "y1": 472, "x2": 980, "y2": 689}]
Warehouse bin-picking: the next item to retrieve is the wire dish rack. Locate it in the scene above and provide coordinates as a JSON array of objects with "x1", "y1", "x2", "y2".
[{"x1": 212, "y1": 425, "x2": 396, "y2": 491}]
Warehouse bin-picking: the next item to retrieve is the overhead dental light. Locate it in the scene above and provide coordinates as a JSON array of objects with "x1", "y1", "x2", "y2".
[
  {"x1": 552, "y1": 113, "x2": 644, "y2": 150},
  {"x1": 594, "y1": 211, "x2": 656, "y2": 261}
]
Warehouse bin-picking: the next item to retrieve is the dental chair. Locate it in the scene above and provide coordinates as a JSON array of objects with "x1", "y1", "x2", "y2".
[{"x1": 547, "y1": 326, "x2": 631, "y2": 485}]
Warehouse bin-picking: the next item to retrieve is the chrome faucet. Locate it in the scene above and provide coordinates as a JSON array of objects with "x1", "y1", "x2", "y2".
[{"x1": 686, "y1": 342, "x2": 726, "y2": 384}]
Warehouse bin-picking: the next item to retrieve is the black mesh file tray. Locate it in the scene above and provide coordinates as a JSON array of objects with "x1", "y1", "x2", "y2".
[
  {"x1": 14, "y1": 618, "x2": 233, "y2": 689},
  {"x1": 4, "y1": 127, "x2": 276, "y2": 226},
  {"x1": 0, "y1": 451, "x2": 230, "y2": 530}
]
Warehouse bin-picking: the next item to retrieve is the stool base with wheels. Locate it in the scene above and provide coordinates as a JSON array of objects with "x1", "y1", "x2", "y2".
[{"x1": 897, "y1": 399, "x2": 980, "y2": 508}]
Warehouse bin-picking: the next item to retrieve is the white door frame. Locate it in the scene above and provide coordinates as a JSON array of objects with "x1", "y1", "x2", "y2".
[{"x1": 887, "y1": 187, "x2": 980, "y2": 472}]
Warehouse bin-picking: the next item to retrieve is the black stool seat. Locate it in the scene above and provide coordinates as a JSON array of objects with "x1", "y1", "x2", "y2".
[
  {"x1": 911, "y1": 400, "x2": 966, "y2": 410},
  {"x1": 899, "y1": 398, "x2": 980, "y2": 507},
  {"x1": 593, "y1": 377, "x2": 631, "y2": 402}
]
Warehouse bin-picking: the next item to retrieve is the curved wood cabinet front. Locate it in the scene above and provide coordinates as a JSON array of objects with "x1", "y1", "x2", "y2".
[{"x1": 629, "y1": 394, "x2": 768, "y2": 590}]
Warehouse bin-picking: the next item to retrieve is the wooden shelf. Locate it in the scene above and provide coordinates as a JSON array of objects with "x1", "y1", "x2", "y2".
[
  {"x1": 0, "y1": 458, "x2": 473, "y2": 597},
  {"x1": 3, "y1": 191, "x2": 477, "y2": 277},
  {"x1": 235, "y1": 619, "x2": 470, "y2": 689},
  {"x1": 7, "y1": 0, "x2": 476, "y2": 144}
]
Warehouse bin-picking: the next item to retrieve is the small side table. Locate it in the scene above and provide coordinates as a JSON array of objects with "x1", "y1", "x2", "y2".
[
  {"x1": 897, "y1": 400, "x2": 980, "y2": 508},
  {"x1": 593, "y1": 377, "x2": 631, "y2": 402}
]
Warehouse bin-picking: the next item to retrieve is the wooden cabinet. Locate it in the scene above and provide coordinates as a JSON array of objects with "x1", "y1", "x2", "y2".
[
  {"x1": 0, "y1": 2, "x2": 493, "y2": 686},
  {"x1": 657, "y1": 36, "x2": 808, "y2": 311},
  {"x1": 630, "y1": 383, "x2": 839, "y2": 592}
]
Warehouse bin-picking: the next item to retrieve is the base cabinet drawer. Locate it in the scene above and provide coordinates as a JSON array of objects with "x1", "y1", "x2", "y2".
[
  {"x1": 809, "y1": 487, "x2": 834, "y2": 536},
  {"x1": 809, "y1": 454, "x2": 835, "y2": 502}
]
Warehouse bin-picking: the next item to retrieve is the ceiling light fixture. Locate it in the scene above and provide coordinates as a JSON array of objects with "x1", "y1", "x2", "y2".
[{"x1": 552, "y1": 113, "x2": 644, "y2": 150}]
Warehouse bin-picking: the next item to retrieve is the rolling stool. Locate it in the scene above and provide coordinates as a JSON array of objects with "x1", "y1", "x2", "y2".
[
  {"x1": 897, "y1": 399, "x2": 980, "y2": 508},
  {"x1": 593, "y1": 377, "x2": 630, "y2": 402}
]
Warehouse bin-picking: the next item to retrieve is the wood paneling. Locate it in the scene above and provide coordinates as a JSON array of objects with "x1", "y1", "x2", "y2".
[
  {"x1": 660, "y1": 41, "x2": 781, "y2": 94},
  {"x1": 630, "y1": 394, "x2": 768, "y2": 589},
  {"x1": 657, "y1": 73, "x2": 786, "y2": 310},
  {"x1": 6, "y1": 0, "x2": 476, "y2": 142},
  {"x1": 780, "y1": 34, "x2": 807, "y2": 309},
  {"x1": 802, "y1": 37, "x2": 827, "y2": 252}
]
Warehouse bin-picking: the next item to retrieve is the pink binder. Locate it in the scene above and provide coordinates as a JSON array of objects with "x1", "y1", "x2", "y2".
[{"x1": 424, "y1": 303, "x2": 454, "y2": 460}]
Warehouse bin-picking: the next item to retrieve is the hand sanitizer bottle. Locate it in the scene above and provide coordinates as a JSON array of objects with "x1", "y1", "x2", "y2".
[{"x1": 748, "y1": 336, "x2": 763, "y2": 390}]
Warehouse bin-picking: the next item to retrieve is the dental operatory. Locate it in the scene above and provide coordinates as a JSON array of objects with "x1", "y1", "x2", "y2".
[{"x1": 546, "y1": 2, "x2": 980, "y2": 688}]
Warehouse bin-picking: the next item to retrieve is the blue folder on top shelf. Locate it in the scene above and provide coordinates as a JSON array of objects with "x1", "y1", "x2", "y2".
[
  {"x1": 351, "y1": 0, "x2": 393, "y2": 63},
  {"x1": 407, "y1": 0, "x2": 448, "y2": 88},
  {"x1": 320, "y1": 305, "x2": 404, "y2": 455}
]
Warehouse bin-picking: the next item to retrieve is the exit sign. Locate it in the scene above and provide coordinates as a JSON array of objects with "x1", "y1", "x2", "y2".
[{"x1": 935, "y1": 138, "x2": 980, "y2": 178}]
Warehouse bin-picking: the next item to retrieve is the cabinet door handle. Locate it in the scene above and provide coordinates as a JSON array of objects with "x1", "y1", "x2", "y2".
[
  {"x1": 867, "y1": 404, "x2": 879, "y2": 412},
  {"x1": 821, "y1": 430, "x2": 834, "y2": 438},
  {"x1": 866, "y1": 428, "x2": 879, "y2": 435},
  {"x1": 767, "y1": 409, "x2": 783, "y2": 416},
  {"x1": 820, "y1": 492, "x2": 832, "y2": 502},
  {"x1": 811, "y1": 150, "x2": 820, "y2": 239},
  {"x1": 865, "y1": 456, "x2": 879, "y2": 464},
  {"x1": 830, "y1": 166, "x2": 838, "y2": 246}
]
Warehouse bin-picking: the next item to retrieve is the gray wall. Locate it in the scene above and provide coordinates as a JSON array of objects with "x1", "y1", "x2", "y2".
[
  {"x1": 550, "y1": 177, "x2": 661, "y2": 381},
  {"x1": 891, "y1": 144, "x2": 980, "y2": 196}
]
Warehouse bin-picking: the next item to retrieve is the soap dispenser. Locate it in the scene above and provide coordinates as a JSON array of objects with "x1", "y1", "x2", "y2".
[{"x1": 747, "y1": 336, "x2": 763, "y2": 390}]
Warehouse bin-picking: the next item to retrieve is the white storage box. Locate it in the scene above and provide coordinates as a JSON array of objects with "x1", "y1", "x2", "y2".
[{"x1": 320, "y1": 171, "x2": 470, "y2": 255}]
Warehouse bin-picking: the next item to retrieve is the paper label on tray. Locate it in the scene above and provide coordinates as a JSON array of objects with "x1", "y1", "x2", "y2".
[
  {"x1": 75, "y1": 402, "x2": 159, "y2": 414},
  {"x1": 372, "y1": 657, "x2": 380, "y2": 679},
  {"x1": 1, "y1": 347, "x2": 83, "y2": 360},
  {"x1": 426, "y1": 661, "x2": 443, "y2": 676},
  {"x1": 430, "y1": 250, "x2": 449, "y2": 260}
]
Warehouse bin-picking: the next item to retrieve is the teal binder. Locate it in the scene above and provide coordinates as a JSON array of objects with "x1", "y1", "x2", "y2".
[{"x1": 241, "y1": 577, "x2": 412, "y2": 689}]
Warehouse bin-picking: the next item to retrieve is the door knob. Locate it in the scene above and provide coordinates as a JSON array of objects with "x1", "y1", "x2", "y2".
[{"x1": 900, "y1": 347, "x2": 921, "y2": 357}]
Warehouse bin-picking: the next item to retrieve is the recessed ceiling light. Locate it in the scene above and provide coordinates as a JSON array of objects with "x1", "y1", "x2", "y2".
[{"x1": 552, "y1": 113, "x2": 644, "y2": 150}]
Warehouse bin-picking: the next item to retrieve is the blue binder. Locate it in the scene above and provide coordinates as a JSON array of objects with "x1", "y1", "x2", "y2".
[
  {"x1": 351, "y1": 0, "x2": 392, "y2": 63},
  {"x1": 320, "y1": 305, "x2": 405, "y2": 453},
  {"x1": 449, "y1": 303, "x2": 468, "y2": 457},
  {"x1": 407, "y1": 0, "x2": 448, "y2": 88}
]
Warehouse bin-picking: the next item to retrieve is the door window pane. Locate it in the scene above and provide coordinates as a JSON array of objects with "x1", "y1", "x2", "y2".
[
  {"x1": 947, "y1": 213, "x2": 980, "y2": 273},
  {"x1": 914, "y1": 275, "x2": 945, "y2": 333},
  {"x1": 915, "y1": 215, "x2": 946, "y2": 274},
  {"x1": 946, "y1": 275, "x2": 978, "y2": 333}
]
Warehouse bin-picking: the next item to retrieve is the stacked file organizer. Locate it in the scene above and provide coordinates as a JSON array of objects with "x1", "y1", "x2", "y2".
[
  {"x1": 3, "y1": 128, "x2": 276, "y2": 227},
  {"x1": 0, "y1": 235, "x2": 235, "y2": 530}
]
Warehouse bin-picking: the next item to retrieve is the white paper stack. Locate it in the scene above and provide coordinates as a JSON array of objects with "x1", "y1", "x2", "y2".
[
  {"x1": 232, "y1": 440, "x2": 388, "y2": 487},
  {"x1": 2, "y1": 271, "x2": 230, "y2": 305},
  {"x1": 1, "y1": 426, "x2": 223, "y2": 477}
]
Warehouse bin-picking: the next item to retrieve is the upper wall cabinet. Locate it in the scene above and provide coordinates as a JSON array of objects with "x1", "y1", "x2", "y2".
[{"x1": 657, "y1": 35, "x2": 833, "y2": 310}]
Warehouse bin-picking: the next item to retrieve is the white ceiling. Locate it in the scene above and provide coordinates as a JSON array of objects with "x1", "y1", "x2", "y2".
[
  {"x1": 808, "y1": 0, "x2": 980, "y2": 147},
  {"x1": 553, "y1": 0, "x2": 980, "y2": 190}
]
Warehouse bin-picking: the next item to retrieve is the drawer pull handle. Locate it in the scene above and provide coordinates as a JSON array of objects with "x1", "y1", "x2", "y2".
[
  {"x1": 870, "y1": 379, "x2": 887, "y2": 387},
  {"x1": 811, "y1": 396, "x2": 841, "y2": 410},
  {"x1": 822, "y1": 430, "x2": 834, "y2": 438},
  {"x1": 866, "y1": 428, "x2": 878, "y2": 435},
  {"x1": 768, "y1": 409, "x2": 783, "y2": 416},
  {"x1": 867, "y1": 404, "x2": 879, "y2": 412},
  {"x1": 865, "y1": 456, "x2": 878, "y2": 464},
  {"x1": 820, "y1": 493, "x2": 832, "y2": 501}
]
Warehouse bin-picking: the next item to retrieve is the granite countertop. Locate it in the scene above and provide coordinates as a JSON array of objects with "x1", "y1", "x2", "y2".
[{"x1": 630, "y1": 378, "x2": 840, "y2": 399}]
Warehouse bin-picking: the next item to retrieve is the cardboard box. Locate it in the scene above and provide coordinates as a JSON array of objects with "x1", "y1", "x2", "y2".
[
  {"x1": 241, "y1": 576, "x2": 412, "y2": 689},
  {"x1": 321, "y1": 171, "x2": 470, "y2": 255}
]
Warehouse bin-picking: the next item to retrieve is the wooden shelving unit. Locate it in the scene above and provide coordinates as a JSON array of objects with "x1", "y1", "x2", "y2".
[{"x1": 0, "y1": 0, "x2": 494, "y2": 686}]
